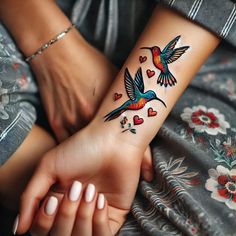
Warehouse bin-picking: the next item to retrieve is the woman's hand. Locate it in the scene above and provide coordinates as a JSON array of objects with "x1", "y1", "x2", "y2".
[
  {"x1": 30, "y1": 182, "x2": 113, "y2": 236},
  {"x1": 17, "y1": 122, "x2": 143, "y2": 235},
  {"x1": 0, "y1": 0, "x2": 117, "y2": 142},
  {"x1": 30, "y1": 29, "x2": 117, "y2": 142}
]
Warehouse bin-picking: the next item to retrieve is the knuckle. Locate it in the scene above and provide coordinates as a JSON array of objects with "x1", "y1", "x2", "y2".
[
  {"x1": 51, "y1": 117, "x2": 62, "y2": 130},
  {"x1": 80, "y1": 102, "x2": 96, "y2": 123},
  {"x1": 76, "y1": 209, "x2": 92, "y2": 221},
  {"x1": 67, "y1": 113, "x2": 76, "y2": 126},
  {"x1": 31, "y1": 220, "x2": 50, "y2": 233},
  {"x1": 93, "y1": 214, "x2": 107, "y2": 226},
  {"x1": 59, "y1": 207, "x2": 75, "y2": 219}
]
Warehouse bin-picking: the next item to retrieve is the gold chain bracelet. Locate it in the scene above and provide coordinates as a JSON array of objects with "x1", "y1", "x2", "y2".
[{"x1": 25, "y1": 24, "x2": 76, "y2": 62}]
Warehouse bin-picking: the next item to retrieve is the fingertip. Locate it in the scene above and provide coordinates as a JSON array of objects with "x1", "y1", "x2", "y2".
[
  {"x1": 16, "y1": 197, "x2": 38, "y2": 234},
  {"x1": 93, "y1": 194, "x2": 112, "y2": 235},
  {"x1": 142, "y1": 169, "x2": 154, "y2": 182},
  {"x1": 97, "y1": 193, "x2": 105, "y2": 210},
  {"x1": 69, "y1": 180, "x2": 82, "y2": 202},
  {"x1": 85, "y1": 183, "x2": 96, "y2": 203},
  {"x1": 93, "y1": 193, "x2": 109, "y2": 223},
  {"x1": 12, "y1": 214, "x2": 19, "y2": 235},
  {"x1": 44, "y1": 196, "x2": 59, "y2": 216},
  {"x1": 17, "y1": 163, "x2": 56, "y2": 234}
]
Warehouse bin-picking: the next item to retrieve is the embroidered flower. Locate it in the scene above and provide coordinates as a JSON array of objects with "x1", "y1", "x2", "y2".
[
  {"x1": 210, "y1": 137, "x2": 236, "y2": 169},
  {"x1": 181, "y1": 105, "x2": 230, "y2": 135},
  {"x1": 205, "y1": 165, "x2": 236, "y2": 210}
]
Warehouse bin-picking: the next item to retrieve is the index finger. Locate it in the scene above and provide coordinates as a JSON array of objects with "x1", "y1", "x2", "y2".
[{"x1": 15, "y1": 155, "x2": 57, "y2": 235}]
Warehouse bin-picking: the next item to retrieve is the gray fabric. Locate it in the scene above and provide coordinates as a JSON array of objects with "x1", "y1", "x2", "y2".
[
  {"x1": 70, "y1": 0, "x2": 236, "y2": 65},
  {"x1": 70, "y1": 0, "x2": 155, "y2": 66},
  {"x1": 119, "y1": 46, "x2": 236, "y2": 235},
  {"x1": 161, "y1": 0, "x2": 236, "y2": 48},
  {"x1": 0, "y1": 25, "x2": 38, "y2": 165}
]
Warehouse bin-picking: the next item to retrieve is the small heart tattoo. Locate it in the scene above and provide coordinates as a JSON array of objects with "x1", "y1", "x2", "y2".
[
  {"x1": 148, "y1": 108, "x2": 157, "y2": 117},
  {"x1": 146, "y1": 69, "x2": 155, "y2": 78},
  {"x1": 133, "y1": 115, "x2": 144, "y2": 125},
  {"x1": 114, "y1": 93, "x2": 122, "y2": 101},
  {"x1": 139, "y1": 56, "x2": 147, "y2": 63}
]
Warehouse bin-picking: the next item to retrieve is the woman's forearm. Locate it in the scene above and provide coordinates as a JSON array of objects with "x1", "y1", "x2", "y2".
[
  {"x1": 93, "y1": 5, "x2": 220, "y2": 152},
  {"x1": 0, "y1": 0, "x2": 73, "y2": 56}
]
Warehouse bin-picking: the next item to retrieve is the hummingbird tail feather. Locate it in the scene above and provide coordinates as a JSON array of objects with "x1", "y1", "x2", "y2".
[
  {"x1": 104, "y1": 108, "x2": 126, "y2": 121},
  {"x1": 157, "y1": 70, "x2": 177, "y2": 87}
]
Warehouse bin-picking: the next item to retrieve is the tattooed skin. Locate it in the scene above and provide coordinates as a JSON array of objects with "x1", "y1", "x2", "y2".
[
  {"x1": 113, "y1": 92, "x2": 122, "y2": 101},
  {"x1": 147, "y1": 107, "x2": 157, "y2": 117},
  {"x1": 104, "y1": 67, "x2": 166, "y2": 122},
  {"x1": 120, "y1": 116, "x2": 136, "y2": 134},
  {"x1": 104, "y1": 36, "x2": 189, "y2": 134},
  {"x1": 141, "y1": 35, "x2": 189, "y2": 87}
]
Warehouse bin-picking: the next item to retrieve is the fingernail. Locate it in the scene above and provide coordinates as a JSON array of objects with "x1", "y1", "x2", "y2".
[
  {"x1": 45, "y1": 196, "x2": 58, "y2": 215},
  {"x1": 97, "y1": 193, "x2": 105, "y2": 209},
  {"x1": 12, "y1": 214, "x2": 19, "y2": 235},
  {"x1": 85, "y1": 183, "x2": 95, "y2": 203},
  {"x1": 69, "y1": 181, "x2": 82, "y2": 202}
]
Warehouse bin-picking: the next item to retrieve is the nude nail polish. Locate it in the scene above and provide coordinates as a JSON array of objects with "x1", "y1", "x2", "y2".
[
  {"x1": 12, "y1": 214, "x2": 19, "y2": 235},
  {"x1": 45, "y1": 196, "x2": 58, "y2": 215},
  {"x1": 69, "y1": 181, "x2": 82, "y2": 202},
  {"x1": 97, "y1": 193, "x2": 105, "y2": 209},
  {"x1": 85, "y1": 183, "x2": 95, "y2": 203}
]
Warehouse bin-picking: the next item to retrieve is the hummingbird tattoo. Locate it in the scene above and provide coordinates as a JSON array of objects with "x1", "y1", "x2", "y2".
[
  {"x1": 104, "y1": 67, "x2": 166, "y2": 121},
  {"x1": 141, "y1": 35, "x2": 189, "y2": 87}
]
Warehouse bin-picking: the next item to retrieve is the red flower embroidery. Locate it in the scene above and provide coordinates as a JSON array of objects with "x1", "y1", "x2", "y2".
[
  {"x1": 217, "y1": 175, "x2": 236, "y2": 202},
  {"x1": 191, "y1": 110, "x2": 219, "y2": 128},
  {"x1": 181, "y1": 106, "x2": 230, "y2": 135},
  {"x1": 205, "y1": 166, "x2": 236, "y2": 210}
]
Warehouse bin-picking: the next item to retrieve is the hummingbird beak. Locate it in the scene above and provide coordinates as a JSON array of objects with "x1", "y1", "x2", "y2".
[
  {"x1": 140, "y1": 47, "x2": 152, "y2": 50},
  {"x1": 156, "y1": 96, "x2": 167, "y2": 108}
]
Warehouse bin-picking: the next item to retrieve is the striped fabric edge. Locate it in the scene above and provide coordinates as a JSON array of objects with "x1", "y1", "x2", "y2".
[
  {"x1": 220, "y1": 4, "x2": 236, "y2": 38},
  {"x1": 159, "y1": 0, "x2": 236, "y2": 47}
]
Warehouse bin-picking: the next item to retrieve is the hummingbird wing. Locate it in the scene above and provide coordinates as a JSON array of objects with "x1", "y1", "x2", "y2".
[
  {"x1": 162, "y1": 46, "x2": 189, "y2": 64},
  {"x1": 134, "y1": 67, "x2": 144, "y2": 93},
  {"x1": 162, "y1": 35, "x2": 181, "y2": 55},
  {"x1": 124, "y1": 68, "x2": 140, "y2": 101}
]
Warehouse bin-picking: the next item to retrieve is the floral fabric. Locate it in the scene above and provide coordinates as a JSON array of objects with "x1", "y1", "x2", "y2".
[
  {"x1": 0, "y1": 25, "x2": 38, "y2": 165},
  {"x1": 119, "y1": 46, "x2": 236, "y2": 236}
]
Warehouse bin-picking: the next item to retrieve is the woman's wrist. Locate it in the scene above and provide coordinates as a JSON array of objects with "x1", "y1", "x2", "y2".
[
  {"x1": 89, "y1": 5, "x2": 220, "y2": 152},
  {"x1": 0, "y1": 0, "x2": 73, "y2": 57},
  {"x1": 85, "y1": 116, "x2": 146, "y2": 162}
]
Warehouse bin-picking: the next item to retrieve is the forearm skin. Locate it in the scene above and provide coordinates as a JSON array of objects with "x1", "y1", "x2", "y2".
[{"x1": 92, "y1": 5, "x2": 220, "y2": 152}]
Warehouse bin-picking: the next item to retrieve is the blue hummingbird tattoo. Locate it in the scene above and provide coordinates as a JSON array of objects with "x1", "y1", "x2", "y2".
[{"x1": 104, "y1": 67, "x2": 166, "y2": 121}]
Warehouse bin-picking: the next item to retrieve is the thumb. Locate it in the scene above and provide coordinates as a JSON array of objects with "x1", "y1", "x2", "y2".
[{"x1": 16, "y1": 154, "x2": 57, "y2": 234}]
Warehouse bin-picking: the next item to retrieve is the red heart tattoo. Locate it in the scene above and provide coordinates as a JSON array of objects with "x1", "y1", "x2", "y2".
[
  {"x1": 133, "y1": 115, "x2": 144, "y2": 125},
  {"x1": 114, "y1": 93, "x2": 122, "y2": 101},
  {"x1": 146, "y1": 69, "x2": 155, "y2": 78},
  {"x1": 148, "y1": 107, "x2": 157, "y2": 117},
  {"x1": 139, "y1": 56, "x2": 147, "y2": 63}
]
